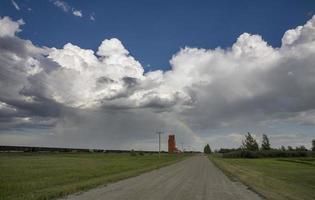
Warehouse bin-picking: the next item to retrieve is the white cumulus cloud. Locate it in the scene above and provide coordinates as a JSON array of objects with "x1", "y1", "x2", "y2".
[
  {"x1": 1, "y1": 15, "x2": 315, "y2": 149},
  {"x1": 0, "y1": 16, "x2": 24, "y2": 37}
]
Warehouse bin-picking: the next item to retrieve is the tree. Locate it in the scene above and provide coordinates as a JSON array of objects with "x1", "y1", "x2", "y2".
[
  {"x1": 312, "y1": 140, "x2": 315, "y2": 151},
  {"x1": 204, "y1": 144, "x2": 212, "y2": 154},
  {"x1": 287, "y1": 146, "x2": 293, "y2": 151},
  {"x1": 296, "y1": 145, "x2": 307, "y2": 151},
  {"x1": 261, "y1": 134, "x2": 271, "y2": 150},
  {"x1": 280, "y1": 145, "x2": 286, "y2": 151},
  {"x1": 242, "y1": 132, "x2": 259, "y2": 151}
]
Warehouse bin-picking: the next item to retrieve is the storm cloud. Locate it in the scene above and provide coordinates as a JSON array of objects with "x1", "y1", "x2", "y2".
[{"x1": 1, "y1": 16, "x2": 315, "y2": 150}]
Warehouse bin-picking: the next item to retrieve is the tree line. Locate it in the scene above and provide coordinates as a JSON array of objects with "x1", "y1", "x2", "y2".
[{"x1": 203, "y1": 133, "x2": 315, "y2": 158}]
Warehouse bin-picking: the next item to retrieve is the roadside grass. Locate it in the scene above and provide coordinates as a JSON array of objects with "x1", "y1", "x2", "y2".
[
  {"x1": 209, "y1": 155, "x2": 315, "y2": 200},
  {"x1": 0, "y1": 152, "x2": 188, "y2": 200}
]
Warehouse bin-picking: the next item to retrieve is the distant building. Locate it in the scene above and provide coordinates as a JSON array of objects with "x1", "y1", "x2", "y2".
[{"x1": 168, "y1": 134, "x2": 180, "y2": 153}]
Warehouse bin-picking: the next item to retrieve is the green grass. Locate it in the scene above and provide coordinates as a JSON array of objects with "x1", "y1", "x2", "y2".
[
  {"x1": 210, "y1": 156, "x2": 315, "y2": 200},
  {"x1": 0, "y1": 152, "x2": 188, "y2": 200}
]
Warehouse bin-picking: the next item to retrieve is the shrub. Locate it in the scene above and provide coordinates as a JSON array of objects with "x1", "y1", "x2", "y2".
[
  {"x1": 130, "y1": 149, "x2": 137, "y2": 156},
  {"x1": 222, "y1": 150, "x2": 309, "y2": 158},
  {"x1": 218, "y1": 148, "x2": 240, "y2": 153}
]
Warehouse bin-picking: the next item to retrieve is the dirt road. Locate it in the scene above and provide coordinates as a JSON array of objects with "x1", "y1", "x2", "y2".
[{"x1": 62, "y1": 155, "x2": 262, "y2": 200}]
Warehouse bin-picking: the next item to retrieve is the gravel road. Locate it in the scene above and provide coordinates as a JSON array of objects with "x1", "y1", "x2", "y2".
[{"x1": 62, "y1": 155, "x2": 262, "y2": 200}]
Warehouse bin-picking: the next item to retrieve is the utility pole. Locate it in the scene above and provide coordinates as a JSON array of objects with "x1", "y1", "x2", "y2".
[
  {"x1": 181, "y1": 142, "x2": 184, "y2": 152},
  {"x1": 156, "y1": 131, "x2": 163, "y2": 159}
]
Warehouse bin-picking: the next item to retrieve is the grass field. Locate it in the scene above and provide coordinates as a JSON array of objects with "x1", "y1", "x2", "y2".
[
  {"x1": 0, "y1": 152, "x2": 188, "y2": 200},
  {"x1": 210, "y1": 156, "x2": 315, "y2": 200}
]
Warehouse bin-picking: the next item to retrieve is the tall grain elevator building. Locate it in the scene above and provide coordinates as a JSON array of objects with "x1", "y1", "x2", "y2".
[{"x1": 168, "y1": 134, "x2": 176, "y2": 153}]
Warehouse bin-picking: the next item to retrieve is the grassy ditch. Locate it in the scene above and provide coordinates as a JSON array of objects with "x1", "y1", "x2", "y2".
[
  {"x1": 209, "y1": 156, "x2": 315, "y2": 200},
  {"x1": 0, "y1": 152, "x2": 189, "y2": 200}
]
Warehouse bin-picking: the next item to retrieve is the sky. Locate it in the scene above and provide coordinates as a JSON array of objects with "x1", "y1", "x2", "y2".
[{"x1": 0, "y1": 0, "x2": 315, "y2": 151}]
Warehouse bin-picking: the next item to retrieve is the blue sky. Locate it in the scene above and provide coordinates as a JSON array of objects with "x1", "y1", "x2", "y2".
[{"x1": 1, "y1": 0, "x2": 315, "y2": 71}]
